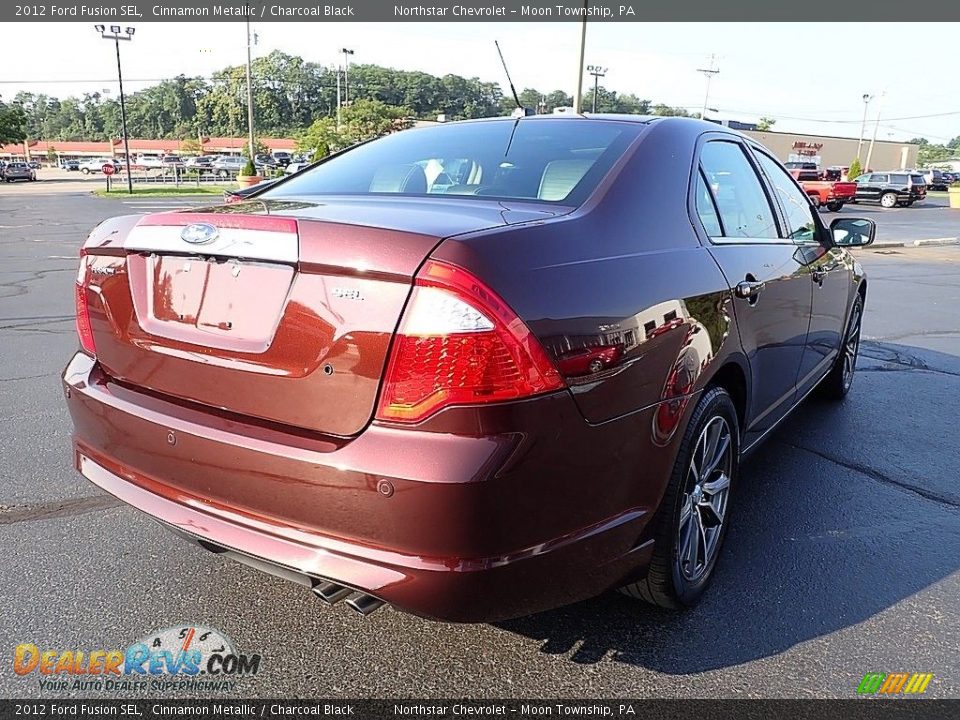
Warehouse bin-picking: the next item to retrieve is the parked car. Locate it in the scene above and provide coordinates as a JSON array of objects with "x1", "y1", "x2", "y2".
[
  {"x1": 3, "y1": 161, "x2": 36, "y2": 182},
  {"x1": 79, "y1": 158, "x2": 119, "y2": 175},
  {"x1": 271, "y1": 151, "x2": 292, "y2": 167},
  {"x1": 822, "y1": 166, "x2": 849, "y2": 182},
  {"x1": 27, "y1": 159, "x2": 41, "y2": 170},
  {"x1": 920, "y1": 168, "x2": 948, "y2": 191},
  {"x1": 284, "y1": 161, "x2": 310, "y2": 175},
  {"x1": 783, "y1": 161, "x2": 818, "y2": 171},
  {"x1": 210, "y1": 155, "x2": 247, "y2": 178},
  {"x1": 64, "y1": 116, "x2": 876, "y2": 621},
  {"x1": 161, "y1": 155, "x2": 184, "y2": 167},
  {"x1": 853, "y1": 171, "x2": 927, "y2": 207},
  {"x1": 134, "y1": 155, "x2": 163, "y2": 169},
  {"x1": 60, "y1": 159, "x2": 80, "y2": 171},
  {"x1": 789, "y1": 169, "x2": 857, "y2": 211}
]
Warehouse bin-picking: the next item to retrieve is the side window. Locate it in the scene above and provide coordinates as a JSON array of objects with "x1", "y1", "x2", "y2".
[
  {"x1": 873, "y1": 174, "x2": 889, "y2": 183},
  {"x1": 754, "y1": 152, "x2": 818, "y2": 244},
  {"x1": 699, "y1": 141, "x2": 778, "y2": 240},
  {"x1": 695, "y1": 171, "x2": 723, "y2": 237}
]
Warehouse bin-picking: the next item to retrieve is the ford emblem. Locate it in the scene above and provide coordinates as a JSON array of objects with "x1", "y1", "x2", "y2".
[{"x1": 180, "y1": 223, "x2": 219, "y2": 245}]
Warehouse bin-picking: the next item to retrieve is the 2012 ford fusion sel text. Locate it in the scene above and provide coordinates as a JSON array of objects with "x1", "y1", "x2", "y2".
[{"x1": 63, "y1": 116, "x2": 875, "y2": 621}]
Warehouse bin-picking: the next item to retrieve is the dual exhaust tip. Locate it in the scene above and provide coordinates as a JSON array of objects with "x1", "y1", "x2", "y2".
[{"x1": 312, "y1": 581, "x2": 386, "y2": 616}]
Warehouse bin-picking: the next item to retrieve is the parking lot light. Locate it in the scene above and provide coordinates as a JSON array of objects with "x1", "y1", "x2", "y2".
[{"x1": 94, "y1": 24, "x2": 135, "y2": 194}]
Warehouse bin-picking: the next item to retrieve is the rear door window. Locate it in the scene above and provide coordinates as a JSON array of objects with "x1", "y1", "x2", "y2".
[
  {"x1": 873, "y1": 174, "x2": 890, "y2": 183},
  {"x1": 699, "y1": 141, "x2": 779, "y2": 240},
  {"x1": 754, "y1": 151, "x2": 818, "y2": 244}
]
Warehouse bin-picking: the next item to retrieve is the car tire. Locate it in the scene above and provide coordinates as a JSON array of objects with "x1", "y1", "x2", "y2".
[
  {"x1": 820, "y1": 293, "x2": 863, "y2": 400},
  {"x1": 81, "y1": 168, "x2": 90, "y2": 175},
  {"x1": 826, "y1": 201, "x2": 843, "y2": 212},
  {"x1": 620, "y1": 386, "x2": 739, "y2": 609},
  {"x1": 880, "y1": 192, "x2": 898, "y2": 208}
]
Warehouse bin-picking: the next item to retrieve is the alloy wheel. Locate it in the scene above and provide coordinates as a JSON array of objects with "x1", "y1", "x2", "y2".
[
  {"x1": 677, "y1": 415, "x2": 733, "y2": 582},
  {"x1": 842, "y1": 303, "x2": 862, "y2": 391}
]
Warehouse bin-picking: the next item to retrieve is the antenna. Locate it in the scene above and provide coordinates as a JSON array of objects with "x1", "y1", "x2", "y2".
[{"x1": 495, "y1": 40, "x2": 534, "y2": 117}]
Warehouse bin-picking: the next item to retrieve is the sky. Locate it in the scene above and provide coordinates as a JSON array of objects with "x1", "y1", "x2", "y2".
[{"x1": 2, "y1": 21, "x2": 958, "y2": 143}]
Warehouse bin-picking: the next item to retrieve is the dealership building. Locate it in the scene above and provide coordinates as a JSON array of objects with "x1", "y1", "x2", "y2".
[{"x1": 740, "y1": 129, "x2": 919, "y2": 171}]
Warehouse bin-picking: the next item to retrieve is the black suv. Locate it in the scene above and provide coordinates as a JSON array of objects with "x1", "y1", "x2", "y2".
[{"x1": 853, "y1": 171, "x2": 926, "y2": 208}]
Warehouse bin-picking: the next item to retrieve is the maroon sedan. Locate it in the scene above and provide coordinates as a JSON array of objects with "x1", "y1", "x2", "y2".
[{"x1": 64, "y1": 116, "x2": 875, "y2": 621}]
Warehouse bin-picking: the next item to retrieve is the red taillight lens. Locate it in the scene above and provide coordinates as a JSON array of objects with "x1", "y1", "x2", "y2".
[
  {"x1": 375, "y1": 260, "x2": 564, "y2": 423},
  {"x1": 75, "y1": 252, "x2": 96, "y2": 356}
]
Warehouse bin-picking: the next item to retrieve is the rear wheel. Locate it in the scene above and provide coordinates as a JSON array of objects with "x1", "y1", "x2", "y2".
[
  {"x1": 820, "y1": 294, "x2": 863, "y2": 400},
  {"x1": 880, "y1": 192, "x2": 898, "y2": 208},
  {"x1": 826, "y1": 201, "x2": 843, "y2": 212},
  {"x1": 620, "y1": 387, "x2": 739, "y2": 609},
  {"x1": 81, "y1": 168, "x2": 90, "y2": 175}
]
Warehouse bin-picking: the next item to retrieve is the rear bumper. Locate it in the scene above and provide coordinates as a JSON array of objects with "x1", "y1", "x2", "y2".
[{"x1": 64, "y1": 353, "x2": 661, "y2": 622}]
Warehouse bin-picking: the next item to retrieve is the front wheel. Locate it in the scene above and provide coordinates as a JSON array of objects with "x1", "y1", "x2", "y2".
[
  {"x1": 820, "y1": 294, "x2": 863, "y2": 400},
  {"x1": 880, "y1": 192, "x2": 898, "y2": 208},
  {"x1": 826, "y1": 201, "x2": 843, "y2": 212},
  {"x1": 81, "y1": 168, "x2": 90, "y2": 175},
  {"x1": 620, "y1": 387, "x2": 739, "y2": 609}
]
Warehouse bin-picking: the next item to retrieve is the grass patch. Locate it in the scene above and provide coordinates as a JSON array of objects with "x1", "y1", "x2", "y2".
[{"x1": 93, "y1": 185, "x2": 232, "y2": 198}]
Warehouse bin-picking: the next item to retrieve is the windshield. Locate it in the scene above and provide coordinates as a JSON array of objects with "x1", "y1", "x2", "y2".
[{"x1": 262, "y1": 119, "x2": 643, "y2": 206}]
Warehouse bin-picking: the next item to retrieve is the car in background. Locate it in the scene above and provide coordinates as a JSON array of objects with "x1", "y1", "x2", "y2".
[
  {"x1": 784, "y1": 161, "x2": 818, "y2": 172},
  {"x1": 60, "y1": 159, "x2": 80, "y2": 171},
  {"x1": 943, "y1": 172, "x2": 958, "y2": 185},
  {"x1": 161, "y1": 155, "x2": 184, "y2": 167},
  {"x1": 822, "y1": 166, "x2": 849, "y2": 182},
  {"x1": 853, "y1": 171, "x2": 926, "y2": 207},
  {"x1": 3, "y1": 162, "x2": 37, "y2": 182},
  {"x1": 920, "y1": 168, "x2": 948, "y2": 191},
  {"x1": 211, "y1": 156, "x2": 247, "y2": 178},
  {"x1": 271, "y1": 151, "x2": 292, "y2": 167},
  {"x1": 28, "y1": 159, "x2": 41, "y2": 170},
  {"x1": 134, "y1": 155, "x2": 163, "y2": 169},
  {"x1": 789, "y1": 169, "x2": 857, "y2": 212},
  {"x1": 184, "y1": 156, "x2": 214, "y2": 169},
  {"x1": 254, "y1": 154, "x2": 278, "y2": 174},
  {"x1": 79, "y1": 158, "x2": 120, "y2": 175},
  {"x1": 65, "y1": 115, "x2": 876, "y2": 622},
  {"x1": 284, "y1": 161, "x2": 310, "y2": 175}
]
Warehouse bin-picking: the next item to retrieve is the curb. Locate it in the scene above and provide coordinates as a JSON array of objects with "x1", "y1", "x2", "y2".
[{"x1": 867, "y1": 237, "x2": 959, "y2": 250}]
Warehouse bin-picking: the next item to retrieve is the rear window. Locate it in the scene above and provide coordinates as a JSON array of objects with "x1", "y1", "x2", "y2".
[
  {"x1": 263, "y1": 119, "x2": 643, "y2": 206},
  {"x1": 795, "y1": 171, "x2": 820, "y2": 181},
  {"x1": 911, "y1": 174, "x2": 926, "y2": 185}
]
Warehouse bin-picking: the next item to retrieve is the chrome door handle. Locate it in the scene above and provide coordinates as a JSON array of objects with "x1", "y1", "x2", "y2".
[
  {"x1": 812, "y1": 269, "x2": 826, "y2": 285},
  {"x1": 735, "y1": 280, "x2": 765, "y2": 299}
]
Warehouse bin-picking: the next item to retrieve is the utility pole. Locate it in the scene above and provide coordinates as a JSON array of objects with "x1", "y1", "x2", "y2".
[
  {"x1": 856, "y1": 93, "x2": 873, "y2": 164},
  {"x1": 574, "y1": 0, "x2": 588, "y2": 113},
  {"x1": 245, "y1": 13, "x2": 255, "y2": 160},
  {"x1": 864, "y1": 90, "x2": 886, "y2": 174},
  {"x1": 697, "y1": 55, "x2": 720, "y2": 121},
  {"x1": 340, "y1": 48, "x2": 354, "y2": 105},
  {"x1": 587, "y1": 65, "x2": 607, "y2": 113},
  {"x1": 94, "y1": 25, "x2": 135, "y2": 194},
  {"x1": 335, "y1": 65, "x2": 342, "y2": 130}
]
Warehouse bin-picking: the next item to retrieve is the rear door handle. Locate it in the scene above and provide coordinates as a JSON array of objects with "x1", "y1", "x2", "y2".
[
  {"x1": 812, "y1": 269, "x2": 826, "y2": 285},
  {"x1": 735, "y1": 280, "x2": 765, "y2": 299}
]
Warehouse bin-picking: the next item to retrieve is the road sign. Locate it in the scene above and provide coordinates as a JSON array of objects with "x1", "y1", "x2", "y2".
[{"x1": 102, "y1": 163, "x2": 116, "y2": 176}]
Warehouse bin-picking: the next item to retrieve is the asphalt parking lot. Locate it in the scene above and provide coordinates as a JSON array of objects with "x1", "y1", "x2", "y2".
[{"x1": 0, "y1": 187, "x2": 958, "y2": 699}]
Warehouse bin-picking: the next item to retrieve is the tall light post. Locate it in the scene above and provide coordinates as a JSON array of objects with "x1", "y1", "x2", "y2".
[
  {"x1": 245, "y1": 15, "x2": 256, "y2": 160},
  {"x1": 574, "y1": 0, "x2": 588, "y2": 113},
  {"x1": 856, "y1": 93, "x2": 873, "y2": 164},
  {"x1": 94, "y1": 24, "x2": 134, "y2": 194},
  {"x1": 697, "y1": 55, "x2": 720, "y2": 121},
  {"x1": 587, "y1": 65, "x2": 607, "y2": 114},
  {"x1": 864, "y1": 90, "x2": 886, "y2": 174},
  {"x1": 340, "y1": 48, "x2": 355, "y2": 105}
]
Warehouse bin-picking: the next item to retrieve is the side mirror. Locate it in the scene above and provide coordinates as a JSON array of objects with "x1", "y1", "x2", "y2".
[{"x1": 830, "y1": 217, "x2": 876, "y2": 247}]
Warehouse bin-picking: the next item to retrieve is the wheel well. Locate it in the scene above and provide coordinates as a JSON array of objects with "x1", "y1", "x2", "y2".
[
  {"x1": 858, "y1": 279, "x2": 867, "y2": 301},
  {"x1": 708, "y1": 362, "x2": 747, "y2": 431}
]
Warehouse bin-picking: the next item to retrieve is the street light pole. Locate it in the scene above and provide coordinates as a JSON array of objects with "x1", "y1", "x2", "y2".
[
  {"x1": 856, "y1": 93, "x2": 873, "y2": 164},
  {"x1": 587, "y1": 65, "x2": 607, "y2": 114},
  {"x1": 574, "y1": 0, "x2": 588, "y2": 113},
  {"x1": 245, "y1": 16, "x2": 256, "y2": 160},
  {"x1": 94, "y1": 24, "x2": 134, "y2": 195},
  {"x1": 864, "y1": 90, "x2": 886, "y2": 174},
  {"x1": 697, "y1": 55, "x2": 720, "y2": 121},
  {"x1": 340, "y1": 48, "x2": 354, "y2": 105}
]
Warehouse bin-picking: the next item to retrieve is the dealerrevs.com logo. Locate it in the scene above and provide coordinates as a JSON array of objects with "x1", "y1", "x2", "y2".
[{"x1": 14, "y1": 626, "x2": 261, "y2": 693}]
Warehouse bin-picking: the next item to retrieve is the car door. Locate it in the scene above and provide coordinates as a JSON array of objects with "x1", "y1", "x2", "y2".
[
  {"x1": 695, "y1": 139, "x2": 814, "y2": 446},
  {"x1": 753, "y1": 149, "x2": 850, "y2": 396}
]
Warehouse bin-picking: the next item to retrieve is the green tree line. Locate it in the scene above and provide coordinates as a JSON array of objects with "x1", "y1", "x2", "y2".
[
  {"x1": 908, "y1": 137, "x2": 960, "y2": 168},
  {"x1": 7, "y1": 50, "x2": 695, "y2": 144}
]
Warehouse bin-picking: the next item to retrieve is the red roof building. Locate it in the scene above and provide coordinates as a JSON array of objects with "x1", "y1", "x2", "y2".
[{"x1": 0, "y1": 137, "x2": 297, "y2": 160}]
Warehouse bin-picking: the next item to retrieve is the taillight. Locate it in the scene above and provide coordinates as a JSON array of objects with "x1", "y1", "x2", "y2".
[
  {"x1": 75, "y1": 251, "x2": 96, "y2": 356},
  {"x1": 375, "y1": 260, "x2": 564, "y2": 423}
]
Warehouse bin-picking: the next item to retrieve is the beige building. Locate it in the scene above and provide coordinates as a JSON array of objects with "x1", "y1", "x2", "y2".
[{"x1": 742, "y1": 130, "x2": 919, "y2": 171}]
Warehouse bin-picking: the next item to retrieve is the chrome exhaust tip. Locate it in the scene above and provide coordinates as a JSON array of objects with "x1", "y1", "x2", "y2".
[
  {"x1": 312, "y1": 581, "x2": 352, "y2": 605},
  {"x1": 345, "y1": 593, "x2": 386, "y2": 616}
]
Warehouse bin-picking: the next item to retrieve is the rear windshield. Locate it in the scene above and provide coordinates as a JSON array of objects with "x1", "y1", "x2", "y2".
[
  {"x1": 911, "y1": 175, "x2": 926, "y2": 185},
  {"x1": 263, "y1": 119, "x2": 642, "y2": 206}
]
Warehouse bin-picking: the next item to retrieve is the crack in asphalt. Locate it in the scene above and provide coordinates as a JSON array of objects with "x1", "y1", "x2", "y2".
[
  {"x1": 0, "y1": 494, "x2": 123, "y2": 526},
  {"x1": 777, "y1": 441, "x2": 960, "y2": 510}
]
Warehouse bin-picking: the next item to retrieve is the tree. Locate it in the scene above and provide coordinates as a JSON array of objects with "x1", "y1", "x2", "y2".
[
  {"x1": 180, "y1": 138, "x2": 202, "y2": 155},
  {"x1": 0, "y1": 98, "x2": 27, "y2": 145},
  {"x1": 46, "y1": 145, "x2": 57, "y2": 164},
  {"x1": 757, "y1": 117, "x2": 776, "y2": 131},
  {"x1": 908, "y1": 137, "x2": 929, "y2": 146},
  {"x1": 298, "y1": 99, "x2": 411, "y2": 159},
  {"x1": 847, "y1": 158, "x2": 862, "y2": 180}
]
